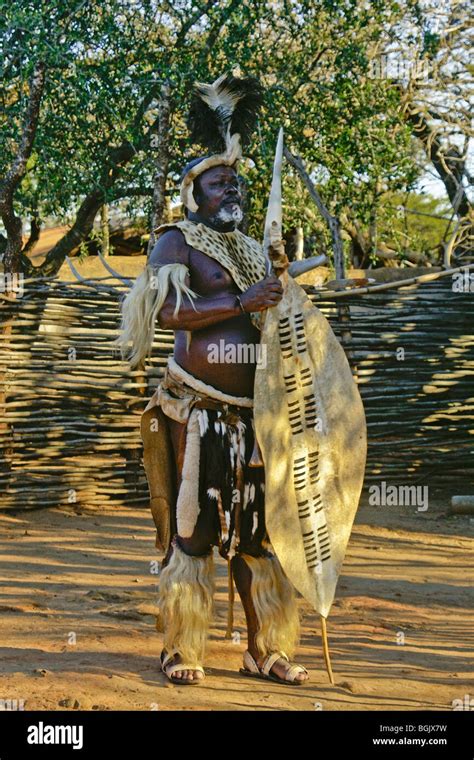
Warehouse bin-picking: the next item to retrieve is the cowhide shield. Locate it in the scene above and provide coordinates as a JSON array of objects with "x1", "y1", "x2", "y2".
[{"x1": 254, "y1": 272, "x2": 367, "y2": 617}]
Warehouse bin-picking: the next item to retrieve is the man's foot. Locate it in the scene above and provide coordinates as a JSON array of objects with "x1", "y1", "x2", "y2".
[
  {"x1": 160, "y1": 649, "x2": 205, "y2": 685},
  {"x1": 256, "y1": 652, "x2": 309, "y2": 683},
  {"x1": 240, "y1": 650, "x2": 309, "y2": 684}
]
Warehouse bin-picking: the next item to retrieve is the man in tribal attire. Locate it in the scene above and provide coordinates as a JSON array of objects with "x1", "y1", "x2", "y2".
[{"x1": 118, "y1": 74, "x2": 309, "y2": 685}]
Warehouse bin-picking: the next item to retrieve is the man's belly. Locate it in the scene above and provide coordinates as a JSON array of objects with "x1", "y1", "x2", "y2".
[{"x1": 173, "y1": 315, "x2": 261, "y2": 397}]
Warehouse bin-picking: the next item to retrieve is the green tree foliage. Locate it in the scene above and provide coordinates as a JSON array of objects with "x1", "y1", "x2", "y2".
[{"x1": 1, "y1": 0, "x2": 469, "y2": 275}]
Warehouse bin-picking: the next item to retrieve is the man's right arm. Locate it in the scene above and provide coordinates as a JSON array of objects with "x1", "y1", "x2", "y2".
[
  {"x1": 149, "y1": 230, "x2": 243, "y2": 331},
  {"x1": 149, "y1": 229, "x2": 283, "y2": 330}
]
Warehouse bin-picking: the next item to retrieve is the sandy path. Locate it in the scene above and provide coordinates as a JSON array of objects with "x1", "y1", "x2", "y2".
[{"x1": 0, "y1": 496, "x2": 472, "y2": 711}]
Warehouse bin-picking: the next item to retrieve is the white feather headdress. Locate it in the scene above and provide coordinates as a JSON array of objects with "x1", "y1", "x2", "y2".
[{"x1": 180, "y1": 73, "x2": 263, "y2": 212}]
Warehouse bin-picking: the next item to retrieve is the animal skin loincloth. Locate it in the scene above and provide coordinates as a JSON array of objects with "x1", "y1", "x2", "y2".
[{"x1": 141, "y1": 358, "x2": 270, "y2": 559}]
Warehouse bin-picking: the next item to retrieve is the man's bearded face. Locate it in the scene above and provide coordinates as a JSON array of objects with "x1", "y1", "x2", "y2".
[{"x1": 194, "y1": 165, "x2": 243, "y2": 228}]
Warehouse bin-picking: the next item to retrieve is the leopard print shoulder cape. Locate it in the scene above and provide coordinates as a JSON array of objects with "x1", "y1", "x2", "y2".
[{"x1": 154, "y1": 219, "x2": 266, "y2": 292}]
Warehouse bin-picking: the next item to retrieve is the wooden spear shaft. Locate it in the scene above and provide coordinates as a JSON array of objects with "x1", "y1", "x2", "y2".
[{"x1": 321, "y1": 615, "x2": 335, "y2": 685}]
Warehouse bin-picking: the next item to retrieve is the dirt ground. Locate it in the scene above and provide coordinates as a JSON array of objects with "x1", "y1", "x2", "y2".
[{"x1": 0, "y1": 494, "x2": 472, "y2": 711}]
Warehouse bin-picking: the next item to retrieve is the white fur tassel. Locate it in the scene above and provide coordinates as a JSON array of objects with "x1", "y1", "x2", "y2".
[{"x1": 116, "y1": 263, "x2": 198, "y2": 367}]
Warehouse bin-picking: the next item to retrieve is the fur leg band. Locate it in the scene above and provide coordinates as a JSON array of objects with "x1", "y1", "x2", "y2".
[
  {"x1": 240, "y1": 553, "x2": 300, "y2": 658},
  {"x1": 158, "y1": 539, "x2": 214, "y2": 667}
]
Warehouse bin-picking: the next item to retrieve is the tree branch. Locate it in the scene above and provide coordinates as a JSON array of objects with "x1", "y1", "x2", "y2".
[
  {"x1": 284, "y1": 145, "x2": 345, "y2": 278},
  {"x1": 405, "y1": 104, "x2": 472, "y2": 219},
  {"x1": 22, "y1": 212, "x2": 42, "y2": 256},
  {"x1": 28, "y1": 93, "x2": 163, "y2": 276}
]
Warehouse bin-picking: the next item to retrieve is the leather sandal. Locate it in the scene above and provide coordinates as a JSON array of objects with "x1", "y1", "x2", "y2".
[
  {"x1": 239, "y1": 650, "x2": 309, "y2": 685},
  {"x1": 160, "y1": 649, "x2": 205, "y2": 685}
]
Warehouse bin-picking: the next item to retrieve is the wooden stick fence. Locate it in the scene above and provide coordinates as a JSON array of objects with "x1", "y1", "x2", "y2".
[{"x1": 0, "y1": 270, "x2": 472, "y2": 510}]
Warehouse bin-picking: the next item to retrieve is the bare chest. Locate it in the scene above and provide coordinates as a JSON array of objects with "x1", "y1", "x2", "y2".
[{"x1": 188, "y1": 248, "x2": 238, "y2": 296}]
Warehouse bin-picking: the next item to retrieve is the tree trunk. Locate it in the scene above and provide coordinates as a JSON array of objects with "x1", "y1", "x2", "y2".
[
  {"x1": 0, "y1": 61, "x2": 46, "y2": 275},
  {"x1": 148, "y1": 82, "x2": 172, "y2": 256},
  {"x1": 2, "y1": 216, "x2": 23, "y2": 275},
  {"x1": 101, "y1": 204, "x2": 110, "y2": 257}
]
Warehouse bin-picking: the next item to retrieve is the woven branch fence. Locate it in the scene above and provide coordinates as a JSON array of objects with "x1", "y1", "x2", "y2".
[{"x1": 0, "y1": 273, "x2": 472, "y2": 510}]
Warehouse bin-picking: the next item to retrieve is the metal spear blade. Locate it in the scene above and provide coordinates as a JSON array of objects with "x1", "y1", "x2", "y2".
[{"x1": 263, "y1": 127, "x2": 284, "y2": 276}]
